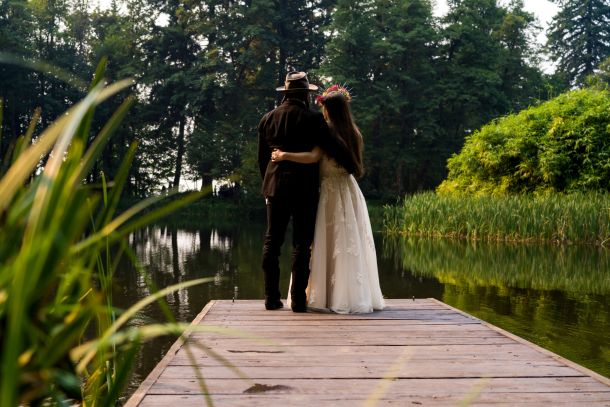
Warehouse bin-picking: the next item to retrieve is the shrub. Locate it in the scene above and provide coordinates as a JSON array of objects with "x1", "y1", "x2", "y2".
[{"x1": 438, "y1": 88, "x2": 610, "y2": 195}]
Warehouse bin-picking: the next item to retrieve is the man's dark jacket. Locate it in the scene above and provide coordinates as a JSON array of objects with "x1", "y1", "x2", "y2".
[{"x1": 257, "y1": 98, "x2": 355, "y2": 197}]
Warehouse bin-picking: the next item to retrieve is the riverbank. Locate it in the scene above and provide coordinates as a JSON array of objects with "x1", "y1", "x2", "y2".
[
  {"x1": 120, "y1": 193, "x2": 390, "y2": 229},
  {"x1": 383, "y1": 192, "x2": 610, "y2": 245}
]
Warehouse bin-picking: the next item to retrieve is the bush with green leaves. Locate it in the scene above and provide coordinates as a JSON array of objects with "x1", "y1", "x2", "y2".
[{"x1": 438, "y1": 88, "x2": 610, "y2": 195}]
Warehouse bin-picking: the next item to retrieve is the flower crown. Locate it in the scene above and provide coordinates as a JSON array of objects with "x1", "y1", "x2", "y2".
[{"x1": 315, "y1": 84, "x2": 352, "y2": 105}]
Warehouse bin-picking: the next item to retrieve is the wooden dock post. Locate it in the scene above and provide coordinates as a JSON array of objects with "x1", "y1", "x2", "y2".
[{"x1": 125, "y1": 299, "x2": 610, "y2": 406}]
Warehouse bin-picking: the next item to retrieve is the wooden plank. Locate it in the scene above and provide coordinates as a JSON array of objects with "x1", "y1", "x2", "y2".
[
  {"x1": 200, "y1": 320, "x2": 477, "y2": 328},
  {"x1": 202, "y1": 313, "x2": 475, "y2": 322},
  {"x1": 147, "y1": 377, "x2": 610, "y2": 395},
  {"x1": 200, "y1": 343, "x2": 536, "y2": 353},
  {"x1": 156, "y1": 362, "x2": 584, "y2": 379},
  {"x1": 200, "y1": 318, "x2": 481, "y2": 325},
  {"x1": 169, "y1": 344, "x2": 554, "y2": 365},
  {"x1": 194, "y1": 324, "x2": 493, "y2": 334},
  {"x1": 137, "y1": 392, "x2": 610, "y2": 407},
  {"x1": 203, "y1": 311, "x2": 467, "y2": 319},
  {"x1": 169, "y1": 357, "x2": 561, "y2": 368},
  {"x1": 194, "y1": 331, "x2": 489, "y2": 341},
  {"x1": 184, "y1": 336, "x2": 515, "y2": 346},
  {"x1": 202, "y1": 311, "x2": 474, "y2": 319},
  {"x1": 212, "y1": 298, "x2": 444, "y2": 308}
]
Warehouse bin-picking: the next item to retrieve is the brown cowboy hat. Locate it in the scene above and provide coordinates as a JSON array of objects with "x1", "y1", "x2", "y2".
[{"x1": 275, "y1": 71, "x2": 319, "y2": 92}]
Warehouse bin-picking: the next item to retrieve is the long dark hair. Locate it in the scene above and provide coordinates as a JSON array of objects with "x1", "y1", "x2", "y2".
[{"x1": 321, "y1": 92, "x2": 364, "y2": 178}]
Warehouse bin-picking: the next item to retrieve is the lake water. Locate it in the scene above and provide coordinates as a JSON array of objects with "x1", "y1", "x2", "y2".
[{"x1": 114, "y1": 221, "x2": 610, "y2": 400}]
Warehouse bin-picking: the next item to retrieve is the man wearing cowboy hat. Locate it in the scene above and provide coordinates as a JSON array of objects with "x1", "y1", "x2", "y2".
[{"x1": 257, "y1": 71, "x2": 354, "y2": 313}]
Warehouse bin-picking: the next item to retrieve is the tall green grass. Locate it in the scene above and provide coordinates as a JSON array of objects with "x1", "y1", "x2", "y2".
[
  {"x1": 383, "y1": 191, "x2": 610, "y2": 245},
  {"x1": 0, "y1": 62, "x2": 211, "y2": 406}
]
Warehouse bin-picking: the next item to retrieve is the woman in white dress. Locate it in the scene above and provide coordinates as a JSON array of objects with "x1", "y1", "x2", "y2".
[{"x1": 271, "y1": 85, "x2": 385, "y2": 314}]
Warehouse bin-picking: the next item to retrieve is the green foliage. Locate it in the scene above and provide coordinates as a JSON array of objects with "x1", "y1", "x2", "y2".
[
  {"x1": 237, "y1": 139, "x2": 263, "y2": 208},
  {"x1": 320, "y1": 0, "x2": 440, "y2": 196},
  {"x1": 547, "y1": 0, "x2": 610, "y2": 86},
  {"x1": 0, "y1": 73, "x2": 210, "y2": 405},
  {"x1": 383, "y1": 191, "x2": 610, "y2": 244},
  {"x1": 0, "y1": 0, "x2": 36, "y2": 151},
  {"x1": 587, "y1": 56, "x2": 610, "y2": 89},
  {"x1": 318, "y1": 0, "x2": 549, "y2": 197},
  {"x1": 140, "y1": 0, "x2": 202, "y2": 189},
  {"x1": 87, "y1": 4, "x2": 155, "y2": 197},
  {"x1": 437, "y1": 0, "x2": 547, "y2": 151},
  {"x1": 439, "y1": 0, "x2": 506, "y2": 131},
  {"x1": 2, "y1": 0, "x2": 590, "y2": 201},
  {"x1": 438, "y1": 88, "x2": 610, "y2": 195},
  {"x1": 190, "y1": 0, "x2": 336, "y2": 197}
]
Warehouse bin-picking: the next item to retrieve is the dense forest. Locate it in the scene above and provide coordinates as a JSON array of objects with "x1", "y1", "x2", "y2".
[{"x1": 1, "y1": 0, "x2": 608, "y2": 201}]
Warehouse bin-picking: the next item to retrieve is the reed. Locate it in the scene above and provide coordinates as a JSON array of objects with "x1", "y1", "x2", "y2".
[
  {"x1": 0, "y1": 61, "x2": 211, "y2": 406},
  {"x1": 383, "y1": 191, "x2": 610, "y2": 245}
]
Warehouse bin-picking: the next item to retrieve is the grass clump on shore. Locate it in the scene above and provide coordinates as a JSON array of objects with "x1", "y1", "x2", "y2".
[{"x1": 383, "y1": 191, "x2": 610, "y2": 245}]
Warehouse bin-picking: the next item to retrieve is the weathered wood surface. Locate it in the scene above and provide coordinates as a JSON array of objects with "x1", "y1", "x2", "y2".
[{"x1": 125, "y1": 299, "x2": 610, "y2": 406}]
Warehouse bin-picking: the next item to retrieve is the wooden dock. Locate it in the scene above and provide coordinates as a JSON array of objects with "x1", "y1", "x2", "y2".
[{"x1": 125, "y1": 299, "x2": 610, "y2": 406}]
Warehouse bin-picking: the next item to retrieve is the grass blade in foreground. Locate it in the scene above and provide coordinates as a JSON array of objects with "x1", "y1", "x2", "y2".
[{"x1": 0, "y1": 74, "x2": 214, "y2": 406}]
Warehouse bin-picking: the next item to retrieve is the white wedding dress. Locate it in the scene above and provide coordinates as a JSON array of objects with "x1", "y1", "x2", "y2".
[{"x1": 289, "y1": 154, "x2": 385, "y2": 314}]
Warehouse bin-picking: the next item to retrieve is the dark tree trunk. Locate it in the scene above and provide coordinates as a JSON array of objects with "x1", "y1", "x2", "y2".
[
  {"x1": 200, "y1": 174, "x2": 213, "y2": 192},
  {"x1": 173, "y1": 117, "x2": 186, "y2": 189},
  {"x1": 277, "y1": 0, "x2": 288, "y2": 85},
  {"x1": 395, "y1": 161, "x2": 403, "y2": 197}
]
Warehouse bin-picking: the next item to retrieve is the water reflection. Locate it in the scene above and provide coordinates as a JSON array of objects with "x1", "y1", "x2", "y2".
[
  {"x1": 115, "y1": 224, "x2": 610, "y2": 401},
  {"x1": 114, "y1": 223, "x2": 294, "y2": 400},
  {"x1": 383, "y1": 237, "x2": 610, "y2": 294},
  {"x1": 210, "y1": 229, "x2": 232, "y2": 252},
  {"x1": 383, "y1": 236, "x2": 610, "y2": 379}
]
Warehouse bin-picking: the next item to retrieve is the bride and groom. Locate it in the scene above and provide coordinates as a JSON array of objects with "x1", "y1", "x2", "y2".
[{"x1": 257, "y1": 71, "x2": 385, "y2": 314}]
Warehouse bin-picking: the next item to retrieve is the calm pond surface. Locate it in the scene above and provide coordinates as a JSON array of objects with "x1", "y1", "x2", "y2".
[{"x1": 114, "y1": 220, "x2": 610, "y2": 400}]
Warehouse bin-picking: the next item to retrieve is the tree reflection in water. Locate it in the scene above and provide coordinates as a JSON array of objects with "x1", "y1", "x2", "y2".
[{"x1": 382, "y1": 235, "x2": 610, "y2": 379}]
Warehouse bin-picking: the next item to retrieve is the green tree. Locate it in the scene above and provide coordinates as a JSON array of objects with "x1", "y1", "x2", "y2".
[
  {"x1": 0, "y1": 0, "x2": 36, "y2": 161},
  {"x1": 587, "y1": 56, "x2": 610, "y2": 88},
  {"x1": 186, "y1": 0, "x2": 336, "y2": 194},
  {"x1": 1, "y1": 0, "x2": 554, "y2": 202},
  {"x1": 547, "y1": 0, "x2": 610, "y2": 86},
  {"x1": 437, "y1": 0, "x2": 506, "y2": 144},
  {"x1": 321, "y1": 0, "x2": 440, "y2": 196},
  {"x1": 141, "y1": 0, "x2": 202, "y2": 190},
  {"x1": 321, "y1": 0, "x2": 545, "y2": 197},
  {"x1": 495, "y1": 0, "x2": 545, "y2": 111},
  {"x1": 29, "y1": 0, "x2": 87, "y2": 128},
  {"x1": 1, "y1": 0, "x2": 95, "y2": 168},
  {"x1": 88, "y1": 2, "x2": 155, "y2": 196},
  {"x1": 433, "y1": 0, "x2": 547, "y2": 193}
]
